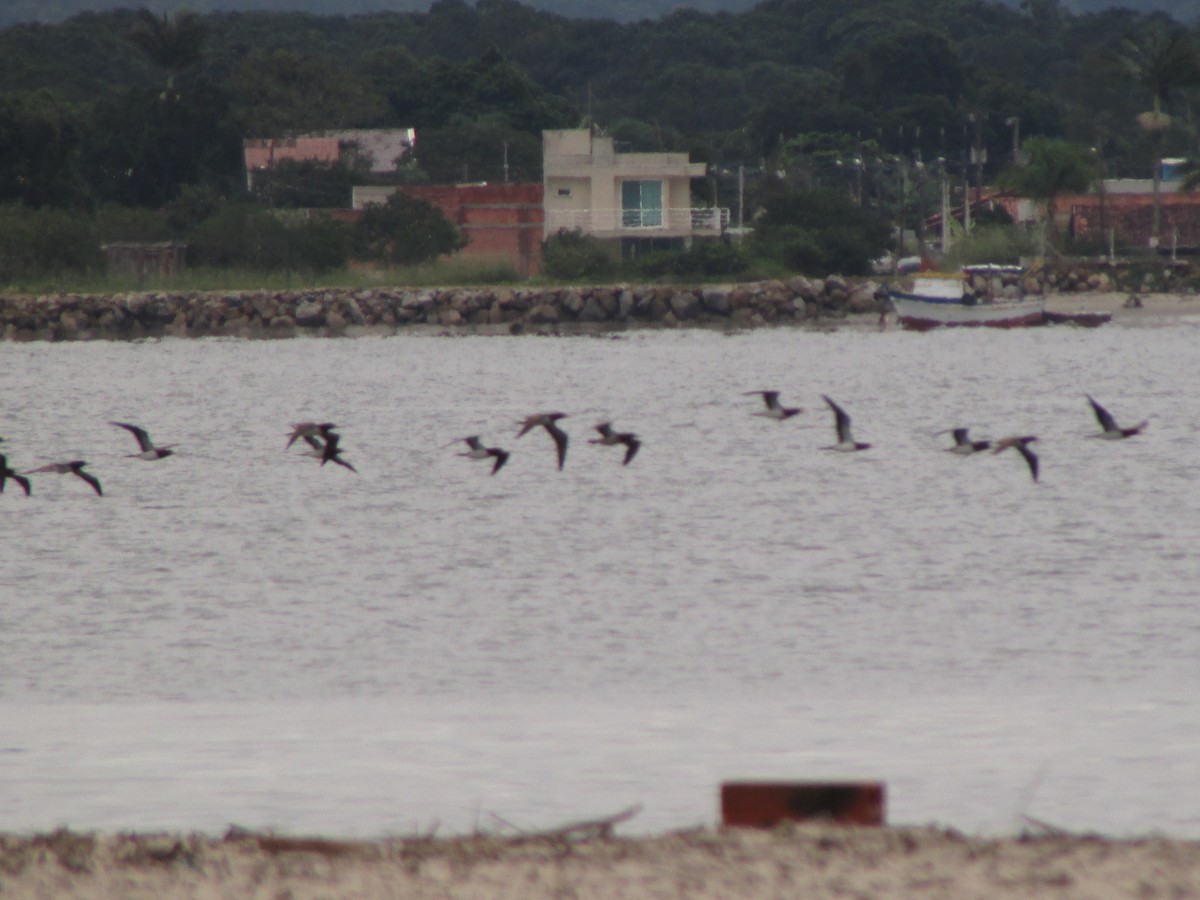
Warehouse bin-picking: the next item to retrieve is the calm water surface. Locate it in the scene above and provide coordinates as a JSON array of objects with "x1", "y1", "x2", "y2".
[{"x1": 2, "y1": 320, "x2": 1199, "y2": 837}]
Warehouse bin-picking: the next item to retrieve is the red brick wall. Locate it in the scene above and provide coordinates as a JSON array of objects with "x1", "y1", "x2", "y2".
[
  {"x1": 321, "y1": 184, "x2": 545, "y2": 275},
  {"x1": 997, "y1": 191, "x2": 1200, "y2": 249},
  {"x1": 1062, "y1": 192, "x2": 1200, "y2": 249},
  {"x1": 396, "y1": 183, "x2": 545, "y2": 276}
]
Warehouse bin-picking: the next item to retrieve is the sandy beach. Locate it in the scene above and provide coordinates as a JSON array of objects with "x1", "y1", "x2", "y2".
[
  {"x1": 3, "y1": 822, "x2": 1199, "y2": 899},
  {"x1": 1043, "y1": 289, "x2": 1197, "y2": 318}
]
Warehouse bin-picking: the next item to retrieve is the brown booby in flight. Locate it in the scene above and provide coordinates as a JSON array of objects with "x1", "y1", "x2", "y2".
[
  {"x1": 26, "y1": 460, "x2": 103, "y2": 495},
  {"x1": 110, "y1": 422, "x2": 175, "y2": 460},
  {"x1": 0, "y1": 453, "x2": 31, "y2": 496},
  {"x1": 821, "y1": 396, "x2": 871, "y2": 452},
  {"x1": 318, "y1": 430, "x2": 357, "y2": 472},
  {"x1": 744, "y1": 391, "x2": 803, "y2": 420},
  {"x1": 517, "y1": 412, "x2": 569, "y2": 470},
  {"x1": 938, "y1": 428, "x2": 991, "y2": 454},
  {"x1": 1086, "y1": 395, "x2": 1147, "y2": 440},
  {"x1": 286, "y1": 422, "x2": 337, "y2": 450},
  {"x1": 448, "y1": 435, "x2": 510, "y2": 474},
  {"x1": 589, "y1": 422, "x2": 641, "y2": 465},
  {"x1": 993, "y1": 435, "x2": 1039, "y2": 482}
]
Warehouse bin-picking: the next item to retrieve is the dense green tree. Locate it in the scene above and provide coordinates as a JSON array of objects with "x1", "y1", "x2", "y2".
[
  {"x1": 125, "y1": 8, "x2": 206, "y2": 92},
  {"x1": 469, "y1": 47, "x2": 576, "y2": 132},
  {"x1": 837, "y1": 28, "x2": 967, "y2": 114},
  {"x1": 352, "y1": 191, "x2": 466, "y2": 265},
  {"x1": 88, "y1": 79, "x2": 243, "y2": 206},
  {"x1": 251, "y1": 159, "x2": 361, "y2": 208},
  {"x1": 187, "y1": 202, "x2": 350, "y2": 271},
  {"x1": 0, "y1": 202, "x2": 103, "y2": 279},
  {"x1": 423, "y1": 0, "x2": 485, "y2": 61},
  {"x1": 415, "y1": 119, "x2": 544, "y2": 183},
  {"x1": 636, "y1": 64, "x2": 749, "y2": 134},
  {"x1": 631, "y1": 237, "x2": 749, "y2": 279},
  {"x1": 747, "y1": 65, "x2": 853, "y2": 157},
  {"x1": 540, "y1": 229, "x2": 615, "y2": 280},
  {"x1": 228, "y1": 50, "x2": 388, "y2": 135},
  {"x1": 360, "y1": 46, "x2": 437, "y2": 125},
  {"x1": 0, "y1": 90, "x2": 92, "y2": 207},
  {"x1": 750, "y1": 186, "x2": 892, "y2": 275},
  {"x1": 92, "y1": 202, "x2": 173, "y2": 241},
  {"x1": 996, "y1": 135, "x2": 1097, "y2": 246}
]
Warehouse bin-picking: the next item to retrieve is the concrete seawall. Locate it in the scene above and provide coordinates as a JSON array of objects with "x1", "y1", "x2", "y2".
[{"x1": 0, "y1": 277, "x2": 889, "y2": 341}]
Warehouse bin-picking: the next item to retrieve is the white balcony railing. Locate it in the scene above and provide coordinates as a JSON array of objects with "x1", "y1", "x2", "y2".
[{"x1": 545, "y1": 208, "x2": 730, "y2": 235}]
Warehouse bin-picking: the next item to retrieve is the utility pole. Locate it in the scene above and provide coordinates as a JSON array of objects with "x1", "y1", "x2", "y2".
[
  {"x1": 502, "y1": 141, "x2": 509, "y2": 183},
  {"x1": 941, "y1": 160, "x2": 950, "y2": 253},
  {"x1": 969, "y1": 112, "x2": 986, "y2": 210},
  {"x1": 914, "y1": 159, "x2": 928, "y2": 258},
  {"x1": 1005, "y1": 116, "x2": 1021, "y2": 165},
  {"x1": 961, "y1": 130, "x2": 971, "y2": 235},
  {"x1": 737, "y1": 164, "x2": 745, "y2": 230}
]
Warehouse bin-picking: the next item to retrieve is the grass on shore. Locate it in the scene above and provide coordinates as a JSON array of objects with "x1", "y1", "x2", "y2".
[
  {"x1": 3, "y1": 253, "x2": 802, "y2": 298},
  {"x1": 1, "y1": 258, "x2": 527, "y2": 297}
]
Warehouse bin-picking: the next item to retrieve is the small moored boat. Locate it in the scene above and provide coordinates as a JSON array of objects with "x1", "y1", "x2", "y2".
[{"x1": 887, "y1": 264, "x2": 1045, "y2": 331}]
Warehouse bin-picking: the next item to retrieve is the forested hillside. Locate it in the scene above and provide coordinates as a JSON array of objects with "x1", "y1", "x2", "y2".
[
  {"x1": 0, "y1": 0, "x2": 1195, "y2": 28},
  {"x1": 2, "y1": 0, "x2": 1199, "y2": 279},
  {"x1": 2, "y1": 0, "x2": 764, "y2": 29},
  {"x1": 0, "y1": 0, "x2": 1190, "y2": 177}
]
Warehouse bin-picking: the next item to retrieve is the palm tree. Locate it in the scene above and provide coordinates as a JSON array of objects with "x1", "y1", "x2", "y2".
[
  {"x1": 997, "y1": 137, "x2": 1097, "y2": 252},
  {"x1": 126, "y1": 8, "x2": 207, "y2": 94},
  {"x1": 1115, "y1": 24, "x2": 1200, "y2": 246}
]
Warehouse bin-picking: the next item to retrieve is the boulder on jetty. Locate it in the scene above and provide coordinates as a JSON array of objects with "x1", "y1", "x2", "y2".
[
  {"x1": 0, "y1": 279, "x2": 897, "y2": 341},
  {"x1": 37, "y1": 251, "x2": 1196, "y2": 340}
]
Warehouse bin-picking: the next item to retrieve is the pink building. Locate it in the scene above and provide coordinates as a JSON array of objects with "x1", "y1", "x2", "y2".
[{"x1": 243, "y1": 129, "x2": 416, "y2": 189}]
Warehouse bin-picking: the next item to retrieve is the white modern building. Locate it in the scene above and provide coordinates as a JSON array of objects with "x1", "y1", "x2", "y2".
[{"x1": 542, "y1": 129, "x2": 727, "y2": 254}]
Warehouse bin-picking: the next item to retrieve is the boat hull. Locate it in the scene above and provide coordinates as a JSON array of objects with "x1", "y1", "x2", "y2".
[
  {"x1": 1041, "y1": 310, "x2": 1113, "y2": 328},
  {"x1": 887, "y1": 290, "x2": 1046, "y2": 331}
]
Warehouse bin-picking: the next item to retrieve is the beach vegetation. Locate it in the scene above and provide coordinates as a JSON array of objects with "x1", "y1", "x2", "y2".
[
  {"x1": 749, "y1": 188, "x2": 892, "y2": 276},
  {"x1": 996, "y1": 137, "x2": 1098, "y2": 249},
  {"x1": 351, "y1": 192, "x2": 467, "y2": 266}
]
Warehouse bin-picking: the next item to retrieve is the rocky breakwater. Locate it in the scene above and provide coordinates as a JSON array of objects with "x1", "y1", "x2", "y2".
[{"x1": 0, "y1": 276, "x2": 888, "y2": 341}]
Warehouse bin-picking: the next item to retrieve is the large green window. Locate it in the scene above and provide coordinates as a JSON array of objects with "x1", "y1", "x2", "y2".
[{"x1": 621, "y1": 180, "x2": 663, "y2": 228}]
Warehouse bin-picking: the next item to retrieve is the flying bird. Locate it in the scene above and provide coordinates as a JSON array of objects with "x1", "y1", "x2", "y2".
[
  {"x1": 589, "y1": 422, "x2": 641, "y2": 466},
  {"x1": 318, "y1": 430, "x2": 357, "y2": 472},
  {"x1": 744, "y1": 390, "x2": 803, "y2": 420},
  {"x1": 447, "y1": 435, "x2": 510, "y2": 474},
  {"x1": 0, "y1": 453, "x2": 31, "y2": 496},
  {"x1": 1085, "y1": 395, "x2": 1147, "y2": 440},
  {"x1": 26, "y1": 460, "x2": 103, "y2": 496},
  {"x1": 993, "y1": 435, "x2": 1039, "y2": 482},
  {"x1": 517, "y1": 412, "x2": 569, "y2": 470},
  {"x1": 937, "y1": 427, "x2": 991, "y2": 455},
  {"x1": 109, "y1": 421, "x2": 175, "y2": 460},
  {"x1": 821, "y1": 395, "x2": 871, "y2": 452},
  {"x1": 286, "y1": 422, "x2": 337, "y2": 450}
]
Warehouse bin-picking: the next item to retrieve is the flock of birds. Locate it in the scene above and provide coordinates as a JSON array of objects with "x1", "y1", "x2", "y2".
[
  {"x1": 390, "y1": 390, "x2": 1144, "y2": 484},
  {"x1": 0, "y1": 392, "x2": 1146, "y2": 498}
]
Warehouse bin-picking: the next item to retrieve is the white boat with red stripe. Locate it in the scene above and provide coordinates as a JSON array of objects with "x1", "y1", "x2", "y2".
[{"x1": 887, "y1": 264, "x2": 1045, "y2": 331}]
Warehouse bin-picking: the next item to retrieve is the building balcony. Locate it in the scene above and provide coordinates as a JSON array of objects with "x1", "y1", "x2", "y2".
[{"x1": 545, "y1": 207, "x2": 729, "y2": 238}]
